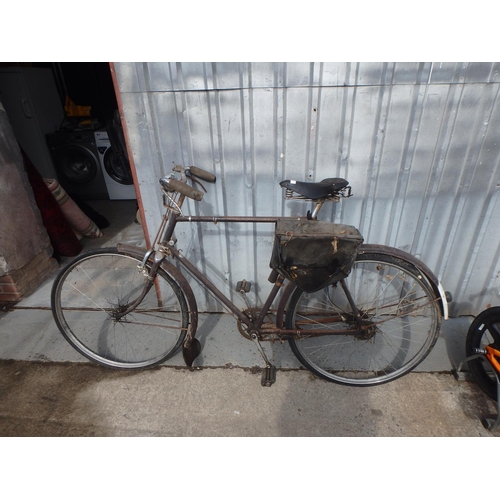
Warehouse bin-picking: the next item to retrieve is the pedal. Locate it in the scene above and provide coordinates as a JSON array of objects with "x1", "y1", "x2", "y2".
[
  {"x1": 236, "y1": 280, "x2": 251, "y2": 293},
  {"x1": 261, "y1": 365, "x2": 277, "y2": 387}
]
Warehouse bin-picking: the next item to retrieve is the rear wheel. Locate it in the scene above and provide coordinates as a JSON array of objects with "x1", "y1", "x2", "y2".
[
  {"x1": 465, "y1": 307, "x2": 500, "y2": 401},
  {"x1": 286, "y1": 253, "x2": 441, "y2": 386},
  {"x1": 51, "y1": 248, "x2": 189, "y2": 369}
]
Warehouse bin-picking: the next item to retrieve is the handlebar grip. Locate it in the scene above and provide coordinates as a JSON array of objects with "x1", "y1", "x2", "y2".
[
  {"x1": 188, "y1": 166, "x2": 216, "y2": 183},
  {"x1": 160, "y1": 178, "x2": 204, "y2": 201}
]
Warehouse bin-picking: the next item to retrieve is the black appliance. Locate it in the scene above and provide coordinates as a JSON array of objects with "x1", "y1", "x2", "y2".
[{"x1": 46, "y1": 130, "x2": 109, "y2": 200}]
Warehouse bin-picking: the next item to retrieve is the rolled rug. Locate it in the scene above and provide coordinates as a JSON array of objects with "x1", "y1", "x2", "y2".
[
  {"x1": 44, "y1": 178, "x2": 103, "y2": 238},
  {"x1": 23, "y1": 154, "x2": 82, "y2": 257}
]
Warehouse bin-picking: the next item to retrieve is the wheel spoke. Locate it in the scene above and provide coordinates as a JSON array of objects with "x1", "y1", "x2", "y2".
[
  {"x1": 287, "y1": 254, "x2": 440, "y2": 386},
  {"x1": 52, "y1": 250, "x2": 189, "y2": 369}
]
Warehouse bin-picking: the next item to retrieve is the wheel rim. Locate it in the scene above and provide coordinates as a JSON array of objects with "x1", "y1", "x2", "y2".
[
  {"x1": 53, "y1": 252, "x2": 188, "y2": 368},
  {"x1": 288, "y1": 257, "x2": 440, "y2": 385}
]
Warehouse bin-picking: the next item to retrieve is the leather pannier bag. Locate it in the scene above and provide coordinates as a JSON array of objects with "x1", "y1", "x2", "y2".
[{"x1": 270, "y1": 219, "x2": 364, "y2": 292}]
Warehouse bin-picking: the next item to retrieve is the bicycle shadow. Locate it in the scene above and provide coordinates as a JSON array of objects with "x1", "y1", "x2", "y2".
[{"x1": 189, "y1": 312, "x2": 301, "y2": 371}]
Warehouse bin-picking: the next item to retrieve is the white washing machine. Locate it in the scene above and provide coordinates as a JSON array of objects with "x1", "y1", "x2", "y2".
[{"x1": 95, "y1": 130, "x2": 137, "y2": 200}]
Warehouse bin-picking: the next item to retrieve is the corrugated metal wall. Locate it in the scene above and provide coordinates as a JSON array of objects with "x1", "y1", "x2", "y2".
[{"x1": 114, "y1": 62, "x2": 500, "y2": 316}]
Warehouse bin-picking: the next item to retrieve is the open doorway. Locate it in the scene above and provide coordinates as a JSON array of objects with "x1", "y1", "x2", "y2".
[{"x1": 0, "y1": 62, "x2": 143, "y2": 260}]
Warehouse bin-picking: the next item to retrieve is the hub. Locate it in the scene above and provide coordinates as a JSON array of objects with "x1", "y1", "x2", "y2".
[
  {"x1": 111, "y1": 303, "x2": 129, "y2": 322},
  {"x1": 354, "y1": 319, "x2": 378, "y2": 340}
]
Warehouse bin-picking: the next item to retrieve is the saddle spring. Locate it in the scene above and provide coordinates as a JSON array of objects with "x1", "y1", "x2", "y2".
[{"x1": 284, "y1": 186, "x2": 352, "y2": 202}]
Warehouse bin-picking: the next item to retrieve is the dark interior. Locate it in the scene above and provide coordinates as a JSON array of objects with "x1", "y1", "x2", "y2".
[
  {"x1": 0, "y1": 62, "x2": 133, "y2": 203},
  {"x1": 26, "y1": 62, "x2": 118, "y2": 124}
]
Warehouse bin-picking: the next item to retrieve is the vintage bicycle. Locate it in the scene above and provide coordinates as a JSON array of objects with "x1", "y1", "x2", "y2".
[{"x1": 51, "y1": 165, "x2": 451, "y2": 387}]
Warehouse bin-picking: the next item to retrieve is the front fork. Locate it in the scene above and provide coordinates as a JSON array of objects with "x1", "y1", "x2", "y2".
[
  {"x1": 115, "y1": 207, "x2": 181, "y2": 320},
  {"x1": 114, "y1": 251, "x2": 166, "y2": 320}
]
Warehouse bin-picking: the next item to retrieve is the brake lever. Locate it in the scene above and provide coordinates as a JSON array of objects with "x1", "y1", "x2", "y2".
[{"x1": 186, "y1": 173, "x2": 207, "y2": 193}]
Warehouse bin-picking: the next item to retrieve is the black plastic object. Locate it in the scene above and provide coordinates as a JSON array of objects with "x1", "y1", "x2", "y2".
[
  {"x1": 261, "y1": 365, "x2": 277, "y2": 387},
  {"x1": 270, "y1": 219, "x2": 363, "y2": 292},
  {"x1": 183, "y1": 338, "x2": 201, "y2": 367}
]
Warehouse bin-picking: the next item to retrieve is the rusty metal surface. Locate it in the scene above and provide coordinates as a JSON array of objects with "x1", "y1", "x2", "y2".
[{"x1": 114, "y1": 62, "x2": 500, "y2": 316}]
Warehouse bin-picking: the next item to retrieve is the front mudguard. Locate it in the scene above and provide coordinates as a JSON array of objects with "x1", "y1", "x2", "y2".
[
  {"x1": 276, "y1": 243, "x2": 450, "y2": 325},
  {"x1": 116, "y1": 243, "x2": 199, "y2": 354}
]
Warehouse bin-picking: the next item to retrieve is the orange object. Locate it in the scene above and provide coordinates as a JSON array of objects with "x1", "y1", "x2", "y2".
[
  {"x1": 64, "y1": 95, "x2": 91, "y2": 117},
  {"x1": 485, "y1": 345, "x2": 500, "y2": 373}
]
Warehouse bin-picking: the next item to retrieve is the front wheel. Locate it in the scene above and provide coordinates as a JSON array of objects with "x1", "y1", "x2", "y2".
[
  {"x1": 465, "y1": 307, "x2": 500, "y2": 401},
  {"x1": 286, "y1": 253, "x2": 442, "y2": 386},
  {"x1": 51, "y1": 248, "x2": 189, "y2": 369}
]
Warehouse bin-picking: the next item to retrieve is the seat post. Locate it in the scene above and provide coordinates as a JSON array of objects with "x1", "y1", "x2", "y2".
[{"x1": 309, "y1": 201, "x2": 324, "y2": 220}]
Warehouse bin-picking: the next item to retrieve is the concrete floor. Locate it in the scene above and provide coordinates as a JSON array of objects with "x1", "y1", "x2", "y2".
[
  {"x1": 0, "y1": 200, "x2": 498, "y2": 437},
  {"x1": 0, "y1": 360, "x2": 497, "y2": 437}
]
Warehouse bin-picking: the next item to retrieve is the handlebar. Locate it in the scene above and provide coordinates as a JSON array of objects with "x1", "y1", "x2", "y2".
[
  {"x1": 160, "y1": 165, "x2": 216, "y2": 201},
  {"x1": 160, "y1": 178, "x2": 204, "y2": 201},
  {"x1": 187, "y1": 166, "x2": 216, "y2": 183}
]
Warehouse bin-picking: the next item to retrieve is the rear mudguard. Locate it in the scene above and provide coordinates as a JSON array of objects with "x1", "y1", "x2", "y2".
[
  {"x1": 116, "y1": 243, "x2": 199, "y2": 347},
  {"x1": 358, "y1": 244, "x2": 449, "y2": 320},
  {"x1": 276, "y1": 243, "x2": 450, "y2": 325}
]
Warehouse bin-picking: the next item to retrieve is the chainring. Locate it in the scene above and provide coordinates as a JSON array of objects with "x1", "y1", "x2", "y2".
[{"x1": 237, "y1": 308, "x2": 274, "y2": 339}]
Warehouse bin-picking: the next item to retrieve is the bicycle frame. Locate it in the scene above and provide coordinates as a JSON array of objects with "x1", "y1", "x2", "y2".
[
  {"x1": 124, "y1": 172, "x2": 448, "y2": 346},
  {"x1": 485, "y1": 345, "x2": 500, "y2": 373},
  {"x1": 150, "y1": 208, "x2": 365, "y2": 338}
]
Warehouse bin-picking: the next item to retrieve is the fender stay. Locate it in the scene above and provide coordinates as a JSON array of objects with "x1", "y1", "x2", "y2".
[{"x1": 358, "y1": 244, "x2": 449, "y2": 319}]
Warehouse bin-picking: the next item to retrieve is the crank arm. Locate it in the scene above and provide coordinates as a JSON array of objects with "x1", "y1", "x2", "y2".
[{"x1": 250, "y1": 333, "x2": 273, "y2": 367}]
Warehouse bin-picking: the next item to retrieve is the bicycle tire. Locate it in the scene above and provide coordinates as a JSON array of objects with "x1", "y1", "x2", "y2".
[
  {"x1": 286, "y1": 252, "x2": 442, "y2": 386},
  {"x1": 51, "y1": 248, "x2": 189, "y2": 369},
  {"x1": 465, "y1": 307, "x2": 500, "y2": 401}
]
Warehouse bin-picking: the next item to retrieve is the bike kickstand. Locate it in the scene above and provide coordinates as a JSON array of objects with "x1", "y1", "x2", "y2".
[{"x1": 250, "y1": 333, "x2": 277, "y2": 387}]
